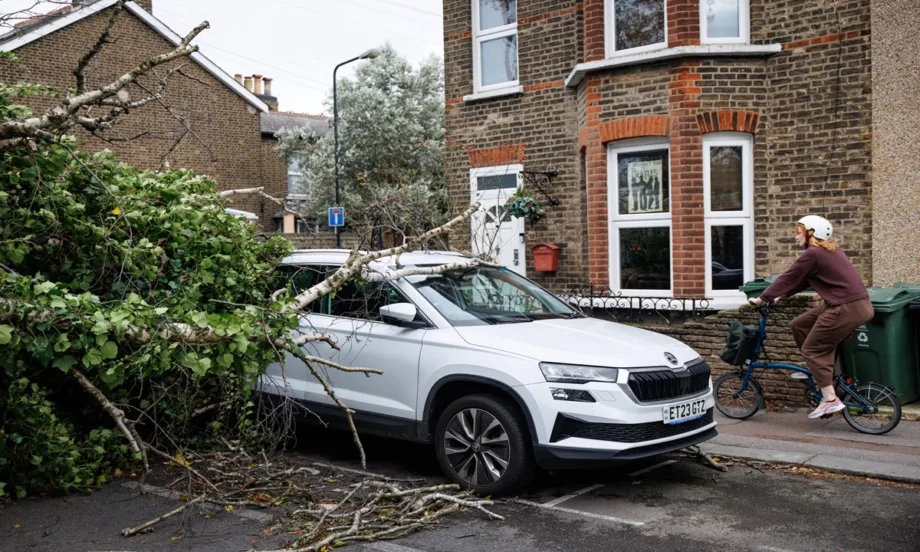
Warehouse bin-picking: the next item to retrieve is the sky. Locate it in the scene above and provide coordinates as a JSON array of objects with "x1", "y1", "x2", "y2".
[{"x1": 1, "y1": 0, "x2": 445, "y2": 115}]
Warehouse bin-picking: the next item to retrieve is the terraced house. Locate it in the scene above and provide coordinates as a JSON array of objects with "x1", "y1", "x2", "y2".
[{"x1": 444, "y1": 0, "x2": 919, "y2": 308}]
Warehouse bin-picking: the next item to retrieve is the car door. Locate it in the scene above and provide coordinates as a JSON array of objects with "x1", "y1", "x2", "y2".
[{"x1": 302, "y1": 273, "x2": 426, "y2": 422}]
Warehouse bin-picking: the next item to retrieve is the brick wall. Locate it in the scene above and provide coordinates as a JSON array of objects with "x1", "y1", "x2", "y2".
[
  {"x1": 445, "y1": 0, "x2": 874, "y2": 295},
  {"x1": 444, "y1": 0, "x2": 585, "y2": 290},
  {"x1": 0, "y1": 4, "x2": 285, "y2": 231}
]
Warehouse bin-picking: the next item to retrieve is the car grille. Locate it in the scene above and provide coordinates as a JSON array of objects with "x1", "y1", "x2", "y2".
[
  {"x1": 549, "y1": 409, "x2": 714, "y2": 443},
  {"x1": 627, "y1": 359, "x2": 711, "y2": 403}
]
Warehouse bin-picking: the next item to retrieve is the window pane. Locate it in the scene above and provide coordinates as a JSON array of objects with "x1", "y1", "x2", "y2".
[
  {"x1": 480, "y1": 36, "x2": 518, "y2": 86},
  {"x1": 704, "y1": 0, "x2": 740, "y2": 39},
  {"x1": 617, "y1": 149, "x2": 669, "y2": 215},
  {"x1": 709, "y1": 146, "x2": 743, "y2": 211},
  {"x1": 480, "y1": 0, "x2": 516, "y2": 30},
  {"x1": 330, "y1": 280, "x2": 408, "y2": 321},
  {"x1": 710, "y1": 226, "x2": 745, "y2": 290},
  {"x1": 614, "y1": 0, "x2": 665, "y2": 51},
  {"x1": 477, "y1": 173, "x2": 517, "y2": 190},
  {"x1": 620, "y1": 227, "x2": 671, "y2": 290}
]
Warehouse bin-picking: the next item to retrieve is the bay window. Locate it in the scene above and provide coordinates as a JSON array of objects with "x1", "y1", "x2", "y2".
[
  {"x1": 701, "y1": 0, "x2": 749, "y2": 44},
  {"x1": 608, "y1": 140, "x2": 672, "y2": 295},
  {"x1": 703, "y1": 133, "x2": 754, "y2": 298},
  {"x1": 472, "y1": 0, "x2": 518, "y2": 93},
  {"x1": 606, "y1": 0, "x2": 667, "y2": 57}
]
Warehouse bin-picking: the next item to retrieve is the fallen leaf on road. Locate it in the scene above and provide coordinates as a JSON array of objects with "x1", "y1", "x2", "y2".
[
  {"x1": 224, "y1": 504, "x2": 234, "y2": 512},
  {"x1": 12, "y1": 524, "x2": 20, "y2": 529}
]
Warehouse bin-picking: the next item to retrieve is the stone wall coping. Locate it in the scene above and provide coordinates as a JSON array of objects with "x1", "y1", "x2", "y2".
[
  {"x1": 565, "y1": 44, "x2": 783, "y2": 88},
  {"x1": 463, "y1": 85, "x2": 524, "y2": 103}
]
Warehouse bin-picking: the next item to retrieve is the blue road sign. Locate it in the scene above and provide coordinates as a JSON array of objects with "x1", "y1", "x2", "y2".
[{"x1": 328, "y1": 207, "x2": 345, "y2": 227}]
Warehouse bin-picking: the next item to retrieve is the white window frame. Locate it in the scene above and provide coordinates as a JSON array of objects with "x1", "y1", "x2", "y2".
[
  {"x1": 472, "y1": 0, "x2": 519, "y2": 94},
  {"x1": 607, "y1": 139, "x2": 673, "y2": 297},
  {"x1": 703, "y1": 132, "x2": 754, "y2": 301},
  {"x1": 700, "y1": 0, "x2": 750, "y2": 45},
  {"x1": 287, "y1": 156, "x2": 303, "y2": 196},
  {"x1": 605, "y1": 0, "x2": 668, "y2": 58}
]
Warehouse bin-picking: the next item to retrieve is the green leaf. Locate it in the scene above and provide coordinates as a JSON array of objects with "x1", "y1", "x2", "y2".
[
  {"x1": 0, "y1": 325, "x2": 12, "y2": 345},
  {"x1": 154, "y1": 307, "x2": 169, "y2": 315},
  {"x1": 100, "y1": 341, "x2": 118, "y2": 359},
  {"x1": 82, "y1": 348, "x2": 103, "y2": 367},
  {"x1": 53, "y1": 355, "x2": 77, "y2": 374},
  {"x1": 34, "y1": 281, "x2": 56, "y2": 295}
]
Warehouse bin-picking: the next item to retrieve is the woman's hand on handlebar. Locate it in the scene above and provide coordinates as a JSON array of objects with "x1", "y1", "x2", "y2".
[{"x1": 748, "y1": 297, "x2": 763, "y2": 307}]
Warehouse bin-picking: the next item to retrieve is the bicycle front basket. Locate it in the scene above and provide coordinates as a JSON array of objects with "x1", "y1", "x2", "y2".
[{"x1": 720, "y1": 319, "x2": 760, "y2": 366}]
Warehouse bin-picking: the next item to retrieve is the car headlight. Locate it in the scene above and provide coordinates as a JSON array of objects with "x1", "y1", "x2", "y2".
[{"x1": 539, "y1": 363, "x2": 618, "y2": 384}]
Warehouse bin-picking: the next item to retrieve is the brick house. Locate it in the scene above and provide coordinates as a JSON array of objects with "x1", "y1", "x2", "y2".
[
  {"x1": 0, "y1": 0, "x2": 320, "y2": 231},
  {"x1": 444, "y1": 0, "x2": 920, "y2": 311}
]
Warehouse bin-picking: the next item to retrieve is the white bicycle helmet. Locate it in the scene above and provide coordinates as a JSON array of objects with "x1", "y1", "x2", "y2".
[{"x1": 797, "y1": 215, "x2": 833, "y2": 241}]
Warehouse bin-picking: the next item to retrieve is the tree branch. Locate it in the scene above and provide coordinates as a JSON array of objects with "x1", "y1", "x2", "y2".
[
  {"x1": 285, "y1": 203, "x2": 480, "y2": 312},
  {"x1": 73, "y1": 0, "x2": 125, "y2": 94}
]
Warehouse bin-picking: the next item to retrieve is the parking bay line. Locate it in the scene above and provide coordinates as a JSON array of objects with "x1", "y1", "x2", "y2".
[
  {"x1": 629, "y1": 459, "x2": 677, "y2": 477},
  {"x1": 542, "y1": 483, "x2": 606, "y2": 507},
  {"x1": 509, "y1": 497, "x2": 646, "y2": 527}
]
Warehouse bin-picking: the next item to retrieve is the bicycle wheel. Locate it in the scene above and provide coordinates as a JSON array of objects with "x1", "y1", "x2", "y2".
[
  {"x1": 842, "y1": 383, "x2": 901, "y2": 435},
  {"x1": 714, "y1": 373, "x2": 762, "y2": 419}
]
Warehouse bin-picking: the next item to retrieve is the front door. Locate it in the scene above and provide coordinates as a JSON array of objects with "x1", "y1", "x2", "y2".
[{"x1": 470, "y1": 166, "x2": 526, "y2": 275}]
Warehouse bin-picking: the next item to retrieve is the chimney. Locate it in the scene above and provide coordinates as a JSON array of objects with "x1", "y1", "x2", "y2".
[
  {"x1": 252, "y1": 75, "x2": 263, "y2": 95},
  {"x1": 243, "y1": 76, "x2": 253, "y2": 92},
  {"x1": 256, "y1": 76, "x2": 279, "y2": 112},
  {"x1": 234, "y1": 73, "x2": 243, "y2": 85}
]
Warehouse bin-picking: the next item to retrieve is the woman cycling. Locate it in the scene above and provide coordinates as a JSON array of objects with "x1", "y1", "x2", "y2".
[{"x1": 749, "y1": 216, "x2": 873, "y2": 419}]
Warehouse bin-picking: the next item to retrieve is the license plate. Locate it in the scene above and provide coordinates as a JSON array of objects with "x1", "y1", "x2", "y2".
[{"x1": 662, "y1": 399, "x2": 706, "y2": 425}]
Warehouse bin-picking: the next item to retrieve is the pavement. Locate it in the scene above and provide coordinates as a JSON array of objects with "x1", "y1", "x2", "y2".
[{"x1": 701, "y1": 407, "x2": 920, "y2": 484}]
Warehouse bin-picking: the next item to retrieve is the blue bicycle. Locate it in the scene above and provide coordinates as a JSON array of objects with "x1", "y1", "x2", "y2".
[{"x1": 714, "y1": 302, "x2": 902, "y2": 435}]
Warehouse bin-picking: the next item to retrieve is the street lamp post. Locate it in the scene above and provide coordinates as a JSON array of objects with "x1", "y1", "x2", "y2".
[{"x1": 333, "y1": 48, "x2": 380, "y2": 248}]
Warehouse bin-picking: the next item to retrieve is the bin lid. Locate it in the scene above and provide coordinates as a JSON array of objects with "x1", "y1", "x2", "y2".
[
  {"x1": 866, "y1": 287, "x2": 920, "y2": 313},
  {"x1": 532, "y1": 243, "x2": 559, "y2": 251},
  {"x1": 893, "y1": 282, "x2": 920, "y2": 291},
  {"x1": 738, "y1": 274, "x2": 779, "y2": 291}
]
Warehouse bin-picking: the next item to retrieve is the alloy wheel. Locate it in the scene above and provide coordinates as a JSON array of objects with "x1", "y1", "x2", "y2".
[{"x1": 442, "y1": 408, "x2": 510, "y2": 486}]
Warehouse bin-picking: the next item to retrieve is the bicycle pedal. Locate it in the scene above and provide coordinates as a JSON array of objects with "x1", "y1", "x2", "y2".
[{"x1": 820, "y1": 413, "x2": 833, "y2": 419}]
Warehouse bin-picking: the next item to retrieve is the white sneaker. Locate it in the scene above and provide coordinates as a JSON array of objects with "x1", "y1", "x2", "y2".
[
  {"x1": 808, "y1": 398, "x2": 845, "y2": 419},
  {"x1": 790, "y1": 371, "x2": 810, "y2": 381}
]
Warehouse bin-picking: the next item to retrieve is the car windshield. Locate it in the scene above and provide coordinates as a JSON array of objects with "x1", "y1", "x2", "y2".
[{"x1": 407, "y1": 266, "x2": 580, "y2": 326}]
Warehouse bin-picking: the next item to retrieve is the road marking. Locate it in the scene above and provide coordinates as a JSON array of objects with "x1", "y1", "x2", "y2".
[
  {"x1": 510, "y1": 498, "x2": 646, "y2": 527},
  {"x1": 629, "y1": 459, "x2": 677, "y2": 477},
  {"x1": 758, "y1": 547, "x2": 801, "y2": 552},
  {"x1": 121, "y1": 482, "x2": 273, "y2": 523},
  {"x1": 365, "y1": 542, "x2": 431, "y2": 552},
  {"x1": 542, "y1": 483, "x2": 605, "y2": 507}
]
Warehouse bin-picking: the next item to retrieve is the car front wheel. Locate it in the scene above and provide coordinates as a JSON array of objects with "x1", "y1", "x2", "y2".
[{"x1": 434, "y1": 394, "x2": 534, "y2": 496}]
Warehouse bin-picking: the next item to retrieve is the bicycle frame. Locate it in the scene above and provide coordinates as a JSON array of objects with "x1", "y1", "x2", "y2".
[{"x1": 733, "y1": 305, "x2": 875, "y2": 412}]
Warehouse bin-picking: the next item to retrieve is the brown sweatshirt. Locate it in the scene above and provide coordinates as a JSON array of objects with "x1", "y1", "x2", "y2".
[{"x1": 761, "y1": 246, "x2": 869, "y2": 306}]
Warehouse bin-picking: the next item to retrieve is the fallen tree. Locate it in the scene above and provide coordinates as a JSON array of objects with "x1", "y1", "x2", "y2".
[{"x1": 0, "y1": 1, "x2": 483, "y2": 501}]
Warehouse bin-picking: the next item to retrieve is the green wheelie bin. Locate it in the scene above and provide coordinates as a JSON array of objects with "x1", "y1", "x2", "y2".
[{"x1": 840, "y1": 287, "x2": 920, "y2": 404}]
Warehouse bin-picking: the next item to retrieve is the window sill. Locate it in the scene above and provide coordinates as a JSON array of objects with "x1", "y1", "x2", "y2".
[
  {"x1": 565, "y1": 44, "x2": 783, "y2": 88},
  {"x1": 463, "y1": 85, "x2": 524, "y2": 103}
]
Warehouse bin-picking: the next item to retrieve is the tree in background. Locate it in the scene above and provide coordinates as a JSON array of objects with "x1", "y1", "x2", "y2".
[{"x1": 277, "y1": 45, "x2": 449, "y2": 246}]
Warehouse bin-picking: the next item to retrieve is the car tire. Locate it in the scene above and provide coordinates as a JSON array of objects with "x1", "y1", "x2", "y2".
[{"x1": 434, "y1": 394, "x2": 535, "y2": 496}]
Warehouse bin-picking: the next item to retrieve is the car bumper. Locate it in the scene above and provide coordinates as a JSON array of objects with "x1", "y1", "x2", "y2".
[{"x1": 533, "y1": 427, "x2": 718, "y2": 470}]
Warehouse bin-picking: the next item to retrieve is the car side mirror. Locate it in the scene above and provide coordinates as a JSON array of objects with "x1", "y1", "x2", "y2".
[{"x1": 380, "y1": 303, "x2": 426, "y2": 329}]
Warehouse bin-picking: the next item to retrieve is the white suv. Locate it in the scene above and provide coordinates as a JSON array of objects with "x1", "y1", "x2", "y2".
[{"x1": 260, "y1": 250, "x2": 717, "y2": 495}]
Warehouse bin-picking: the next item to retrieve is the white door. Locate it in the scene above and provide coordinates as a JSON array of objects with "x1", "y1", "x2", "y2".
[{"x1": 470, "y1": 166, "x2": 526, "y2": 275}]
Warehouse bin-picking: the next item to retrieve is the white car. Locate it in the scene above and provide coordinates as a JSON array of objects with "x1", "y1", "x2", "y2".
[{"x1": 260, "y1": 250, "x2": 717, "y2": 495}]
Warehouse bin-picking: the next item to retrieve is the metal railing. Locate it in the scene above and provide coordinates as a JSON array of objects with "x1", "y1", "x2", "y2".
[{"x1": 559, "y1": 284, "x2": 713, "y2": 325}]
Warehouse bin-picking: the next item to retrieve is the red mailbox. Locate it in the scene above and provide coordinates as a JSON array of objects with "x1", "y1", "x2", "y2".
[{"x1": 532, "y1": 243, "x2": 559, "y2": 272}]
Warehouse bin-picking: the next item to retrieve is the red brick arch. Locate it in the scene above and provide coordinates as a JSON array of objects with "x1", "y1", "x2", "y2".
[
  {"x1": 697, "y1": 110, "x2": 761, "y2": 134},
  {"x1": 597, "y1": 115, "x2": 670, "y2": 144}
]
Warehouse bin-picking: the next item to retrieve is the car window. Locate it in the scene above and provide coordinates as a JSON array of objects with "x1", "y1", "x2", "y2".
[
  {"x1": 329, "y1": 278, "x2": 417, "y2": 323},
  {"x1": 277, "y1": 264, "x2": 332, "y2": 315}
]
